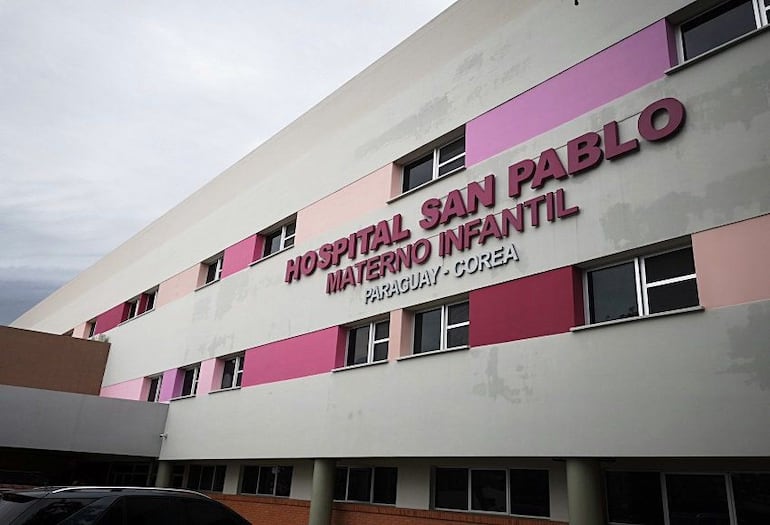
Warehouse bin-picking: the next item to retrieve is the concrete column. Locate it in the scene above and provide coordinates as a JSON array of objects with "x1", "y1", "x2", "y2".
[
  {"x1": 566, "y1": 459, "x2": 605, "y2": 525},
  {"x1": 155, "y1": 461, "x2": 172, "y2": 488},
  {"x1": 307, "y1": 459, "x2": 336, "y2": 525}
]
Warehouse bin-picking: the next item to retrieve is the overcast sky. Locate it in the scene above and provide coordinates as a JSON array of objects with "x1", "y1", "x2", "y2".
[{"x1": 0, "y1": 0, "x2": 456, "y2": 326}]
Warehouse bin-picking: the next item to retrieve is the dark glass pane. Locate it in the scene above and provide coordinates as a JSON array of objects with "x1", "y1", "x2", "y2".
[
  {"x1": 125, "y1": 496, "x2": 179, "y2": 524},
  {"x1": 275, "y1": 467, "x2": 293, "y2": 497},
  {"x1": 438, "y1": 157, "x2": 465, "y2": 177},
  {"x1": 221, "y1": 359, "x2": 235, "y2": 389},
  {"x1": 373, "y1": 342, "x2": 389, "y2": 361},
  {"x1": 666, "y1": 474, "x2": 730, "y2": 525},
  {"x1": 347, "y1": 326, "x2": 370, "y2": 366},
  {"x1": 732, "y1": 473, "x2": 770, "y2": 524},
  {"x1": 241, "y1": 466, "x2": 259, "y2": 494},
  {"x1": 606, "y1": 471, "x2": 663, "y2": 525},
  {"x1": 374, "y1": 321, "x2": 389, "y2": 340},
  {"x1": 170, "y1": 466, "x2": 185, "y2": 488},
  {"x1": 446, "y1": 325, "x2": 468, "y2": 349},
  {"x1": 0, "y1": 495, "x2": 41, "y2": 523},
  {"x1": 435, "y1": 468, "x2": 468, "y2": 510},
  {"x1": 334, "y1": 468, "x2": 348, "y2": 500},
  {"x1": 147, "y1": 378, "x2": 159, "y2": 402},
  {"x1": 682, "y1": 0, "x2": 756, "y2": 60},
  {"x1": 414, "y1": 308, "x2": 442, "y2": 354},
  {"x1": 283, "y1": 236, "x2": 294, "y2": 249},
  {"x1": 145, "y1": 293, "x2": 156, "y2": 311},
  {"x1": 200, "y1": 466, "x2": 214, "y2": 491},
  {"x1": 187, "y1": 465, "x2": 202, "y2": 489},
  {"x1": 509, "y1": 469, "x2": 550, "y2": 517},
  {"x1": 264, "y1": 232, "x2": 281, "y2": 256},
  {"x1": 373, "y1": 467, "x2": 397, "y2": 505},
  {"x1": 284, "y1": 222, "x2": 296, "y2": 236},
  {"x1": 471, "y1": 470, "x2": 506, "y2": 512},
  {"x1": 88, "y1": 322, "x2": 96, "y2": 337},
  {"x1": 213, "y1": 466, "x2": 226, "y2": 492},
  {"x1": 403, "y1": 154, "x2": 434, "y2": 192},
  {"x1": 439, "y1": 137, "x2": 465, "y2": 163},
  {"x1": 588, "y1": 262, "x2": 638, "y2": 323},
  {"x1": 181, "y1": 369, "x2": 196, "y2": 396},
  {"x1": 448, "y1": 302, "x2": 469, "y2": 325},
  {"x1": 235, "y1": 369, "x2": 242, "y2": 387},
  {"x1": 644, "y1": 248, "x2": 695, "y2": 282},
  {"x1": 94, "y1": 499, "x2": 124, "y2": 525},
  {"x1": 206, "y1": 263, "x2": 218, "y2": 283},
  {"x1": 647, "y1": 279, "x2": 699, "y2": 314},
  {"x1": 257, "y1": 466, "x2": 276, "y2": 495},
  {"x1": 347, "y1": 468, "x2": 373, "y2": 502}
]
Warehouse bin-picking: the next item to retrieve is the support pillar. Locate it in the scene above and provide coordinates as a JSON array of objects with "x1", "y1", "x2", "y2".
[
  {"x1": 155, "y1": 461, "x2": 172, "y2": 488},
  {"x1": 308, "y1": 458, "x2": 336, "y2": 525},
  {"x1": 566, "y1": 459, "x2": 604, "y2": 525}
]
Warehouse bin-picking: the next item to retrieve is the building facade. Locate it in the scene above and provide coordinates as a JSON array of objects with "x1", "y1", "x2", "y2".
[{"x1": 11, "y1": 1, "x2": 770, "y2": 524}]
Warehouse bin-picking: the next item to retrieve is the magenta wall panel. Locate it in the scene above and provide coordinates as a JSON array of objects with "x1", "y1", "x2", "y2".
[
  {"x1": 465, "y1": 20, "x2": 674, "y2": 166},
  {"x1": 242, "y1": 327, "x2": 346, "y2": 387},
  {"x1": 95, "y1": 303, "x2": 129, "y2": 334},
  {"x1": 158, "y1": 368, "x2": 183, "y2": 402},
  {"x1": 470, "y1": 267, "x2": 584, "y2": 347},
  {"x1": 221, "y1": 234, "x2": 263, "y2": 279}
]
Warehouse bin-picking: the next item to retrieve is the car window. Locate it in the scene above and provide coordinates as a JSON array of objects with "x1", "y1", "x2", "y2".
[
  {"x1": 15, "y1": 498, "x2": 96, "y2": 525},
  {"x1": 180, "y1": 498, "x2": 250, "y2": 525},
  {"x1": 123, "y1": 496, "x2": 180, "y2": 525},
  {"x1": 0, "y1": 493, "x2": 41, "y2": 523}
]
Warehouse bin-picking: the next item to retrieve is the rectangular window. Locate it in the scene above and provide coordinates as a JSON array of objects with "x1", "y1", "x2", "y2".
[
  {"x1": 204, "y1": 254, "x2": 224, "y2": 285},
  {"x1": 434, "y1": 467, "x2": 549, "y2": 517},
  {"x1": 170, "y1": 465, "x2": 185, "y2": 488},
  {"x1": 346, "y1": 319, "x2": 389, "y2": 366},
  {"x1": 180, "y1": 365, "x2": 200, "y2": 397},
  {"x1": 679, "y1": 0, "x2": 768, "y2": 61},
  {"x1": 263, "y1": 220, "x2": 296, "y2": 257},
  {"x1": 402, "y1": 136, "x2": 465, "y2": 192},
  {"x1": 240, "y1": 465, "x2": 293, "y2": 497},
  {"x1": 141, "y1": 288, "x2": 158, "y2": 313},
  {"x1": 146, "y1": 375, "x2": 163, "y2": 402},
  {"x1": 87, "y1": 320, "x2": 97, "y2": 338},
  {"x1": 185, "y1": 465, "x2": 226, "y2": 492},
  {"x1": 220, "y1": 354, "x2": 244, "y2": 389},
  {"x1": 586, "y1": 246, "x2": 699, "y2": 324},
  {"x1": 606, "y1": 471, "x2": 665, "y2": 525},
  {"x1": 334, "y1": 466, "x2": 397, "y2": 505},
  {"x1": 665, "y1": 473, "x2": 730, "y2": 525},
  {"x1": 124, "y1": 298, "x2": 139, "y2": 321},
  {"x1": 413, "y1": 300, "x2": 469, "y2": 354}
]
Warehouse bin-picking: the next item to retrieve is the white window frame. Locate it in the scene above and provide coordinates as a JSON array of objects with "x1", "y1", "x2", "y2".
[
  {"x1": 143, "y1": 288, "x2": 158, "y2": 312},
  {"x1": 583, "y1": 246, "x2": 698, "y2": 324},
  {"x1": 220, "y1": 354, "x2": 244, "y2": 390},
  {"x1": 147, "y1": 374, "x2": 163, "y2": 402},
  {"x1": 413, "y1": 300, "x2": 470, "y2": 354},
  {"x1": 180, "y1": 364, "x2": 200, "y2": 397},
  {"x1": 125, "y1": 297, "x2": 139, "y2": 320},
  {"x1": 264, "y1": 220, "x2": 296, "y2": 257},
  {"x1": 676, "y1": 0, "x2": 769, "y2": 63},
  {"x1": 402, "y1": 135, "x2": 466, "y2": 193},
  {"x1": 345, "y1": 319, "x2": 390, "y2": 366},
  {"x1": 204, "y1": 254, "x2": 224, "y2": 285}
]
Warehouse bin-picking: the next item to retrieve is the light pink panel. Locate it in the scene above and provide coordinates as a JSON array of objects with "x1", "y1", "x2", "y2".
[
  {"x1": 465, "y1": 19, "x2": 674, "y2": 166},
  {"x1": 693, "y1": 214, "x2": 770, "y2": 308},
  {"x1": 159, "y1": 368, "x2": 184, "y2": 402},
  {"x1": 388, "y1": 309, "x2": 413, "y2": 360},
  {"x1": 72, "y1": 323, "x2": 88, "y2": 339},
  {"x1": 242, "y1": 327, "x2": 345, "y2": 387},
  {"x1": 295, "y1": 164, "x2": 395, "y2": 244},
  {"x1": 100, "y1": 377, "x2": 145, "y2": 400},
  {"x1": 221, "y1": 235, "x2": 260, "y2": 279},
  {"x1": 197, "y1": 358, "x2": 218, "y2": 395},
  {"x1": 156, "y1": 265, "x2": 202, "y2": 308}
]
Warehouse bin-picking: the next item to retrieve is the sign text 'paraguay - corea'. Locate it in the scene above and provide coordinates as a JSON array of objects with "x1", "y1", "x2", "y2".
[{"x1": 283, "y1": 97, "x2": 686, "y2": 303}]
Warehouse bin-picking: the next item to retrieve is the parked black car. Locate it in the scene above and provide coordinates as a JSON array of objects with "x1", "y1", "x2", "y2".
[{"x1": 0, "y1": 486, "x2": 251, "y2": 525}]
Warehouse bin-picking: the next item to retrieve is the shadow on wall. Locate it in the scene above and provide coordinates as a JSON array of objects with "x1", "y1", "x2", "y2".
[{"x1": 724, "y1": 301, "x2": 770, "y2": 391}]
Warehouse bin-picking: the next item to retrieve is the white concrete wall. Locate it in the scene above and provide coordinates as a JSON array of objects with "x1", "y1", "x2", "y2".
[{"x1": 13, "y1": 0, "x2": 698, "y2": 335}]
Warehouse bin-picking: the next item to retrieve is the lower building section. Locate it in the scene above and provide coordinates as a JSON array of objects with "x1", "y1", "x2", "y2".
[{"x1": 161, "y1": 457, "x2": 770, "y2": 524}]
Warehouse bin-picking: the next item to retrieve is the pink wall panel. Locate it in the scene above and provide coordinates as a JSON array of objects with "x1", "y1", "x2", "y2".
[
  {"x1": 159, "y1": 368, "x2": 183, "y2": 402},
  {"x1": 242, "y1": 327, "x2": 346, "y2": 387},
  {"x1": 221, "y1": 235, "x2": 262, "y2": 279},
  {"x1": 100, "y1": 377, "x2": 145, "y2": 400},
  {"x1": 95, "y1": 303, "x2": 129, "y2": 334},
  {"x1": 465, "y1": 19, "x2": 674, "y2": 166},
  {"x1": 156, "y1": 266, "x2": 202, "y2": 308},
  {"x1": 197, "y1": 358, "x2": 218, "y2": 395},
  {"x1": 693, "y1": 214, "x2": 770, "y2": 308},
  {"x1": 72, "y1": 322, "x2": 88, "y2": 339},
  {"x1": 296, "y1": 164, "x2": 395, "y2": 245},
  {"x1": 470, "y1": 267, "x2": 584, "y2": 347}
]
